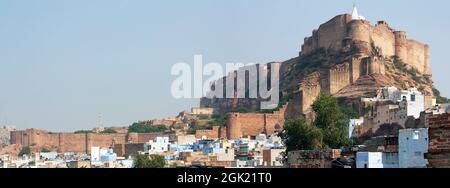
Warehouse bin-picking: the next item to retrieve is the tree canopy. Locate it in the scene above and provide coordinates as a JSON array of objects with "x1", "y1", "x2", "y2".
[
  {"x1": 128, "y1": 123, "x2": 168, "y2": 133},
  {"x1": 280, "y1": 118, "x2": 323, "y2": 151},
  {"x1": 18, "y1": 146, "x2": 31, "y2": 157},
  {"x1": 280, "y1": 94, "x2": 352, "y2": 152},
  {"x1": 134, "y1": 154, "x2": 165, "y2": 168},
  {"x1": 74, "y1": 130, "x2": 93, "y2": 134},
  {"x1": 312, "y1": 95, "x2": 352, "y2": 149},
  {"x1": 433, "y1": 86, "x2": 449, "y2": 104},
  {"x1": 100, "y1": 128, "x2": 117, "y2": 134},
  {"x1": 41, "y1": 147, "x2": 51, "y2": 152}
]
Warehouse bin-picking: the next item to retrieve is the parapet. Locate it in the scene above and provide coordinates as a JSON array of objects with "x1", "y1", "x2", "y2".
[{"x1": 299, "y1": 14, "x2": 430, "y2": 75}]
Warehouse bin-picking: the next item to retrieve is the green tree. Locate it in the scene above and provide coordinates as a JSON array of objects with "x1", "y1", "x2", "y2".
[
  {"x1": 41, "y1": 147, "x2": 50, "y2": 152},
  {"x1": 231, "y1": 107, "x2": 253, "y2": 113},
  {"x1": 341, "y1": 107, "x2": 359, "y2": 119},
  {"x1": 18, "y1": 146, "x2": 31, "y2": 157},
  {"x1": 279, "y1": 118, "x2": 323, "y2": 151},
  {"x1": 128, "y1": 123, "x2": 168, "y2": 133},
  {"x1": 433, "y1": 86, "x2": 449, "y2": 104},
  {"x1": 74, "y1": 130, "x2": 93, "y2": 134},
  {"x1": 134, "y1": 154, "x2": 165, "y2": 168},
  {"x1": 312, "y1": 95, "x2": 352, "y2": 148},
  {"x1": 100, "y1": 128, "x2": 117, "y2": 134}
]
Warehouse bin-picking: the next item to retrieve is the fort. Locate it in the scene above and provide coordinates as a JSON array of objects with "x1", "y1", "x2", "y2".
[
  {"x1": 301, "y1": 14, "x2": 430, "y2": 75},
  {"x1": 200, "y1": 9, "x2": 434, "y2": 139}
]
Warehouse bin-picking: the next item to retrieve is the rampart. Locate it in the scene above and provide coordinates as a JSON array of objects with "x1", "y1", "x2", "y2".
[
  {"x1": 301, "y1": 14, "x2": 430, "y2": 75},
  {"x1": 10, "y1": 129, "x2": 172, "y2": 153}
]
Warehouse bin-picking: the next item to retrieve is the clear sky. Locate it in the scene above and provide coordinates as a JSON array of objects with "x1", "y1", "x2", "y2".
[{"x1": 0, "y1": 0, "x2": 449, "y2": 131}]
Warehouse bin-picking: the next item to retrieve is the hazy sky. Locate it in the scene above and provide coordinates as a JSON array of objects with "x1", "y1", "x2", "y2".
[{"x1": 0, "y1": 0, "x2": 449, "y2": 131}]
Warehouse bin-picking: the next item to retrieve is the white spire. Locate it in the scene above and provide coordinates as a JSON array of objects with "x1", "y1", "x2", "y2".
[
  {"x1": 351, "y1": 3, "x2": 366, "y2": 20},
  {"x1": 352, "y1": 4, "x2": 359, "y2": 20}
]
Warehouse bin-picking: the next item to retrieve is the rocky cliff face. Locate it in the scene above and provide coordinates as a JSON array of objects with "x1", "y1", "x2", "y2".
[{"x1": 201, "y1": 14, "x2": 434, "y2": 116}]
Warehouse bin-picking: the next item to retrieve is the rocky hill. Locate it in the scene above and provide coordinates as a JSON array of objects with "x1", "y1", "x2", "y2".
[{"x1": 201, "y1": 14, "x2": 437, "y2": 117}]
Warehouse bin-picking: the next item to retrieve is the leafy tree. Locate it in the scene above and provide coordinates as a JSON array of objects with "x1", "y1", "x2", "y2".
[
  {"x1": 341, "y1": 107, "x2": 359, "y2": 119},
  {"x1": 433, "y1": 86, "x2": 449, "y2": 104},
  {"x1": 100, "y1": 128, "x2": 117, "y2": 134},
  {"x1": 74, "y1": 130, "x2": 93, "y2": 134},
  {"x1": 207, "y1": 114, "x2": 227, "y2": 127},
  {"x1": 279, "y1": 118, "x2": 323, "y2": 151},
  {"x1": 18, "y1": 146, "x2": 31, "y2": 157},
  {"x1": 231, "y1": 107, "x2": 253, "y2": 113},
  {"x1": 312, "y1": 95, "x2": 352, "y2": 148},
  {"x1": 41, "y1": 147, "x2": 50, "y2": 152},
  {"x1": 128, "y1": 123, "x2": 168, "y2": 133},
  {"x1": 134, "y1": 154, "x2": 165, "y2": 168}
]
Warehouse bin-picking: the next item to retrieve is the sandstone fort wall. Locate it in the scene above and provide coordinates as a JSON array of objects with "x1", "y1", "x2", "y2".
[
  {"x1": 301, "y1": 14, "x2": 430, "y2": 75},
  {"x1": 10, "y1": 129, "x2": 170, "y2": 153},
  {"x1": 226, "y1": 105, "x2": 286, "y2": 139},
  {"x1": 329, "y1": 63, "x2": 351, "y2": 95}
]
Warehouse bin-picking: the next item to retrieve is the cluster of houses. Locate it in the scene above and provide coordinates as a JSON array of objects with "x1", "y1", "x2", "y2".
[
  {"x1": 344, "y1": 87, "x2": 449, "y2": 168},
  {"x1": 1, "y1": 86, "x2": 449, "y2": 168},
  {"x1": 0, "y1": 133, "x2": 285, "y2": 168},
  {"x1": 143, "y1": 133, "x2": 285, "y2": 168}
]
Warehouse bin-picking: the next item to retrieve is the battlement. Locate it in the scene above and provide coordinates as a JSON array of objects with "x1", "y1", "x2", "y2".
[
  {"x1": 10, "y1": 129, "x2": 174, "y2": 154},
  {"x1": 300, "y1": 14, "x2": 431, "y2": 75}
]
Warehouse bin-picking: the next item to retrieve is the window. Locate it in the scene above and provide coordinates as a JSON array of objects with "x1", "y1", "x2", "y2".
[
  {"x1": 411, "y1": 95, "x2": 416, "y2": 102},
  {"x1": 413, "y1": 131, "x2": 419, "y2": 140}
]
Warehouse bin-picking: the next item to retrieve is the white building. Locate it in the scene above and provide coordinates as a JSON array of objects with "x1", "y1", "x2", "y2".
[
  {"x1": 91, "y1": 147, "x2": 100, "y2": 161},
  {"x1": 399, "y1": 128, "x2": 428, "y2": 168},
  {"x1": 216, "y1": 148, "x2": 235, "y2": 162},
  {"x1": 382, "y1": 87, "x2": 425, "y2": 119},
  {"x1": 356, "y1": 152, "x2": 399, "y2": 168},
  {"x1": 144, "y1": 137, "x2": 170, "y2": 153},
  {"x1": 263, "y1": 148, "x2": 285, "y2": 167},
  {"x1": 40, "y1": 152, "x2": 58, "y2": 160}
]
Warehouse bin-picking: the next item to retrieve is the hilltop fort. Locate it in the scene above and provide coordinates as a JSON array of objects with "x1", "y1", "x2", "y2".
[{"x1": 200, "y1": 7, "x2": 435, "y2": 139}]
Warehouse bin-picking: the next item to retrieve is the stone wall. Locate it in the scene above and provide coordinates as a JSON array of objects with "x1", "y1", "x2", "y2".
[
  {"x1": 287, "y1": 149, "x2": 341, "y2": 168},
  {"x1": 10, "y1": 129, "x2": 171, "y2": 154},
  {"x1": 301, "y1": 14, "x2": 430, "y2": 75},
  {"x1": 195, "y1": 126, "x2": 226, "y2": 140},
  {"x1": 127, "y1": 132, "x2": 175, "y2": 143},
  {"x1": 226, "y1": 105, "x2": 286, "y2": 139},
  {"x1": 350, "y1": 57, "x2": 362, "y2": 83},
  {"x1": 299, "y1": 84, "x2": 321, "y2": 113},
  {"x1": 113, "y1": 143, "x2": 144, "y2": 157},
  {"x1": 425, "y1": 112, "x2": 450, "y2": 168},
  {"x1": 329, "y1": 63, "x2": 351, "y2": 94},
  {"x1": 407, "y1": 40, "x2": 430, "y2": 74},
  {"x1": 372, "y1": 21, "x2": 396, "y2": 57},
  {"x1": 301, "y1": 14, "x2": 352, "y2": 56}
]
